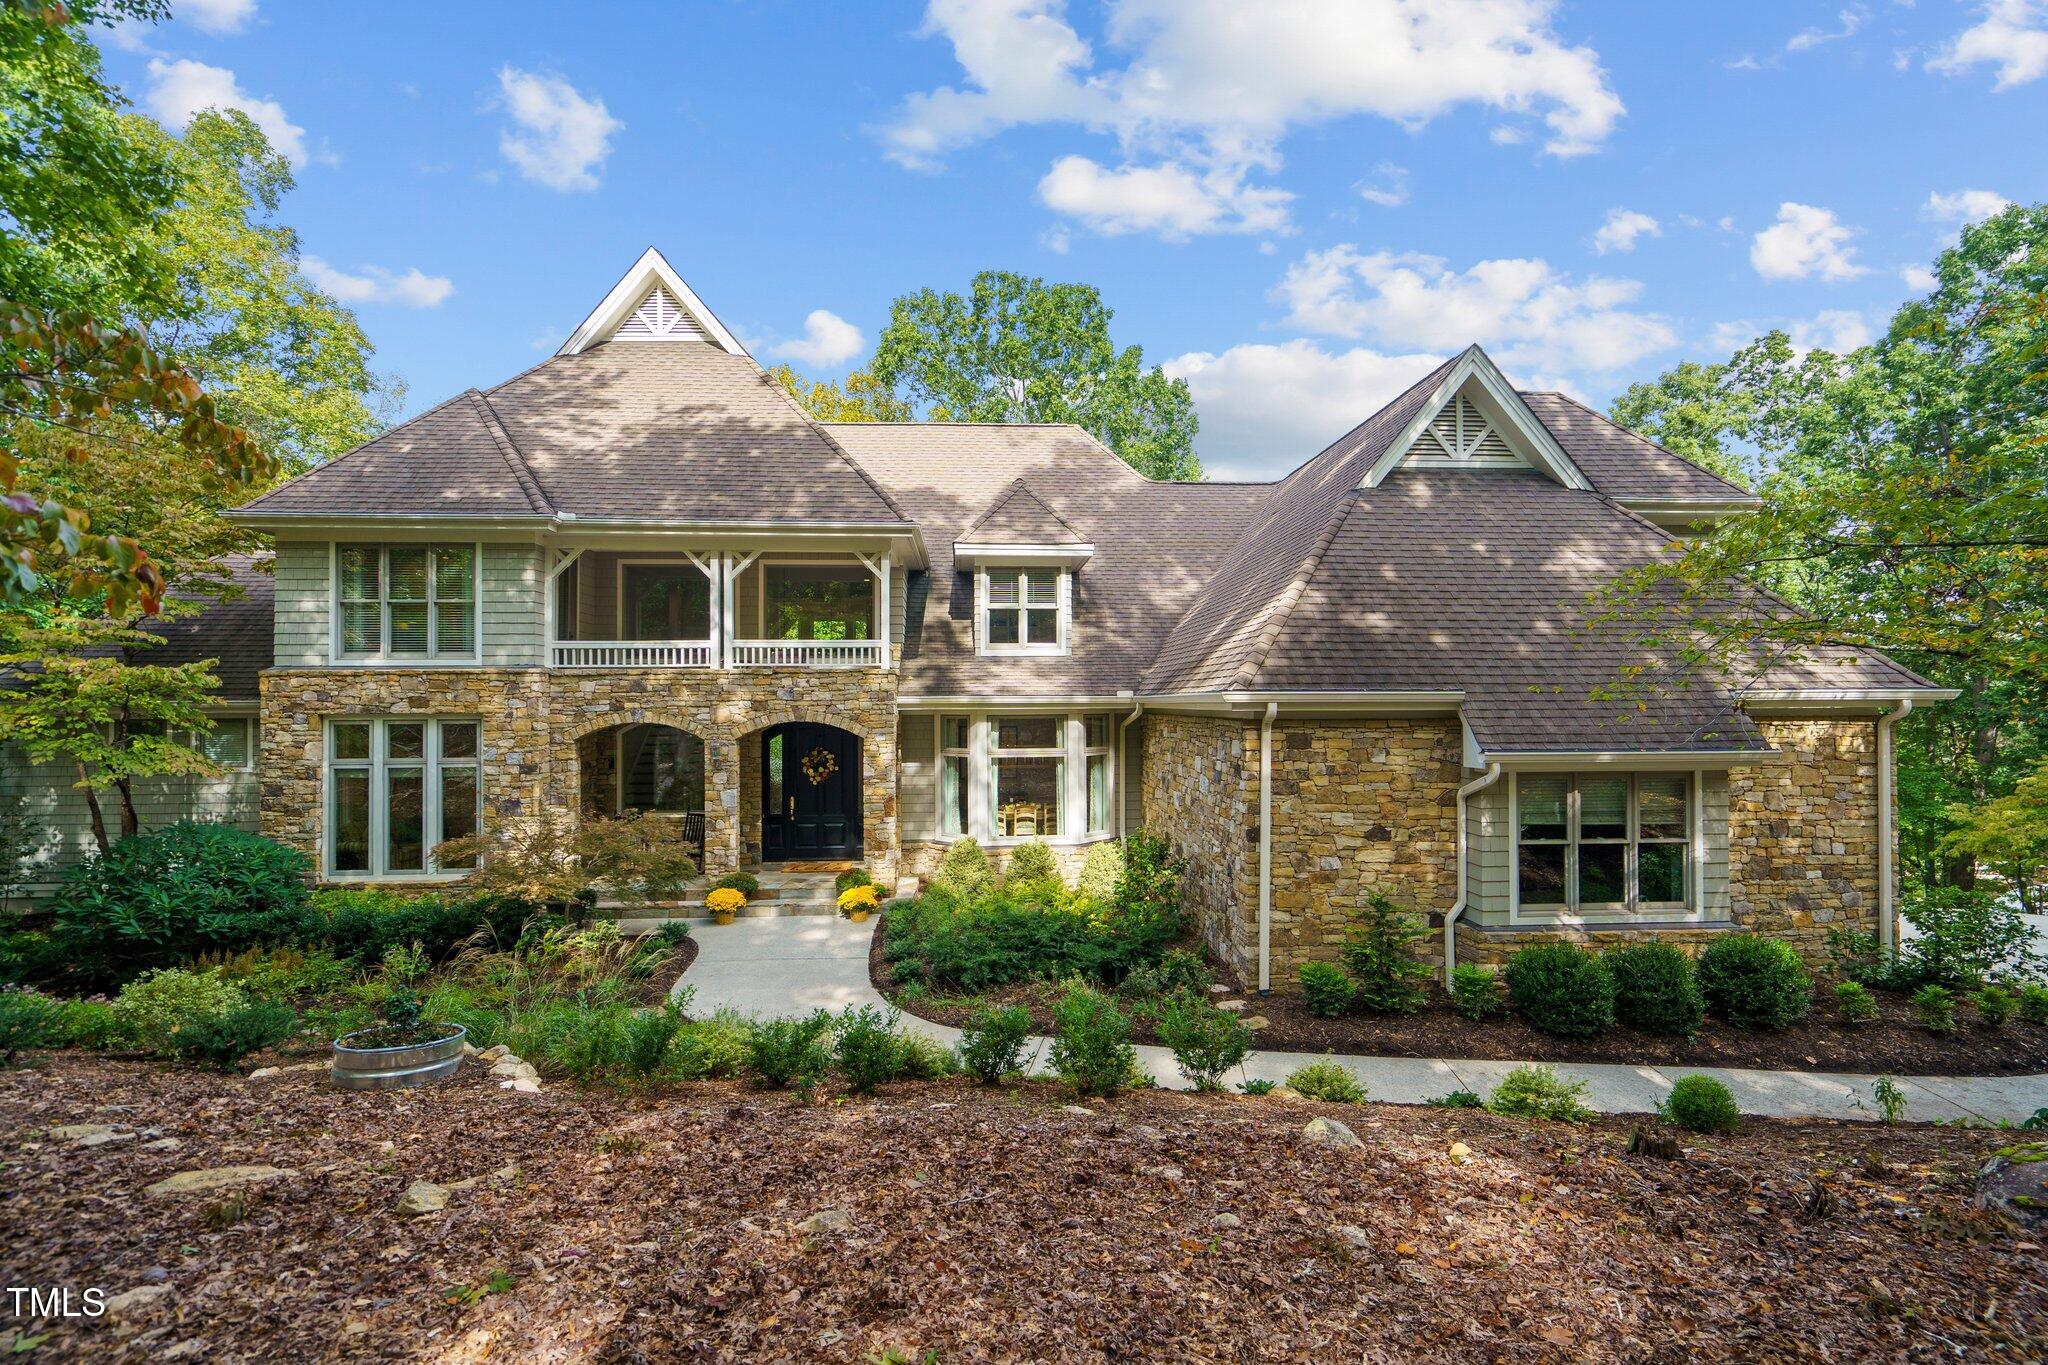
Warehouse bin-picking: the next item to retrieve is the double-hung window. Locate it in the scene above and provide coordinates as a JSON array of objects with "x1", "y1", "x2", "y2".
[
  {"x1": 939, "y1": 716, "x2": 970, "y2": 837},
  {"x1": 991, "y1": 715, "x2": 1063, "y2": 838},
  {"x1": 979, "y1": 567, "x2": 1066, "y2": 654},
  {"x1": 1084, "y1": 714, "x2": 1112, "y2": 834},
  {"x1": 1516, "y1": 774, "x2": 1690, "y2": 914},
  {"x1": 328, "y1": 718, "x2": 482, "y2": 877},
  {"x1": 191, "y1": 717, "x2": 255, "y2": 771},
  {"x1": 336, "y1": 544, "x2": 477, "y2": 660}
]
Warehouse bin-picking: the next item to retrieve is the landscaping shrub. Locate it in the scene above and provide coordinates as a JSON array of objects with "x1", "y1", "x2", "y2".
[
  {"x1": 1606, "y1": 943, "x2": 1705, "y2": 1036},
  {"x1": 1001, "y1": 875, "x2": 1066, "y2": 908},
  {"x1": 176, "y1": 999, "x2": 299, "y2": 1071},
  {"x1": 0, "y1": 930, "x2": 64, "y2": 987},
  {"x1": 746, "y1": 1012, "x2": 833, "y2": 1090},
  {"x1": 111, "y1": 968, "x2": 245, "y2": 1048},
  {"x1": 1122, "y1": 947, "x2": 1211, "y2": 1000},
  {"x1": 58, "y1": 999, "x2": 121, "y2": 1050},
  {"x1": 1049, "y1": 984, "x2": 1138, "y2": 1098},
  {"x1": 1077, "y1": 840, "x2": 1123, "y2": 903},
  {"x1": 48, "y1": 824, "x2": 318, "y2": 988},
  {"x1": 931, "y1": 838, "x2": 996, "y2": 901},
  {"x1": 421, "y1": 981, "x2": 504, "y2": 1049},
  {"x1": 1156, "y1": 995, "x2": 1252, "y2": 1091},
  {"x1": 656, "y1": 921, "x2": 692, "y2": 946},
  {"x1": 621, "y1": 1005, "x2": 686, "y2": 1084},
  {"x1": 673, "y1": 1011, "x2": 754, "y2": 1079},
  {"x1": 552, "y1": 1004, "x2": 633, "y2": 1083},
  {"x1": 1003, "y1": 838, "x2": 1060, "y2": 888},
  {"x1": 1448, "y1": 964, "x2": 1503, "y2": 1021},
  {"x1": 1285, "y1": 1058, "x2": 1367, "y2": 1104},
  {"x1": 1897, "y1": 886, "x2": 2045, "y2": 988},
  {"x1": 316, "y1": 888, "x2": 548, "y2": 965},
  {"x1": 1503, "y1": 943, "x2": 1615, "y2": 1039},
  {"x1": 834, "y1": 868, "x2": 873, "y2": 895},
  {"x1": 1427, "y1": 1089, "x2": 1484, "y2": 1109},
  {"x1": 1914, "y1": 983, "x2": 1956, "y2": 1035},
  {"x1": 1973, "y1": 984, "x2": 2015, "y2": 1028},
  {"x1": 1696, "y1": 935, "x2": 1811, "y2": 1031},
  {"x1": 1238, "y1": 1078, "x2": 1277, "y2": 1096},
  {"x1": 834, "y1": 1004, "x2": 905, "y2": 1094},
  {"x1": 1485, "y1": 1064, "x2": 1592, "y2": 1122},
  {"x1": 1338, "y1": 891, "x2": 1432, "y2": 1015},
  {"x1": 0, "y1": 987, "x2": 64, "y2": 1064},
  {"x1": 2020, "y1": 984, "x2": 2048, "y2": 1026},
  {"x1": 714, "y1": 872, "x2": 761, "y2": 898},
  {"x1": 956, "y1": 1003, "x2": 1032, "y2": 1084},
  {"x1": 892, "y1": 1031, "x2": 959, "y2": 1081},
  {"x1": 1659, "y1": 1074, "x2": 1740, "y2": 1133},
  {"x1": 1299, "y1": 961, "x2": 1354, "y2": 1018},
  {"x1": 883, "y1": 893, "x2": 1171, "y2": 992},
  {"x1": 1833, "y1": 979, "x2": 1878, "y2": 1026},
  {"x1": 1112, "y1": 832, "x2": 1182, "y2": 935}
]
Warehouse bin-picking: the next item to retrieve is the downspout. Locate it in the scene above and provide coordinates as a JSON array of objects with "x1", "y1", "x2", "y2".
[
  {"x1": 1115, "y1": 700, "x2": 1144, "y2": 837},
  {"x1": 1445, "y1": 763, "x2": 1503, "y2": 980},
  {"x1": 1877, "y1": 697, "x2": 1913, "y2": 958},
  {"x1": 1258, "y1": 702, "x2": 1277, "y2": 996}
]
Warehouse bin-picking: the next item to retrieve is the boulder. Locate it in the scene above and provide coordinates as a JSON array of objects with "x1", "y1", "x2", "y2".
[
  {"x1": 395, "y1": 1180, "x2": 450, "y2": 1216},
  {"x1": 796, "y1": 1208, "x2": 853, "y2": 1235},
  {"x1": 103, "y1": 1285, "x2": 174, "y2": 1316},
  {"x1": 1330, "y1": 1223, "x2": 1372, "y2": 1250},
  {"x1": 52, "y1": 1123, "x2": 132, "y2": 1148},
  {"x1": 1302, "y1": 1117, "x2": 1362, "y2": 1150},
  {"x1": 1210, "y1": 1212, "x2": 1242, "y2": 1229},
  {"x1": 146, "y1": 1166, "x2": 293, "y2": 1198},
  {"x1": 1976, "y1": 1143, "x2": 2048, "y2": 1230}
]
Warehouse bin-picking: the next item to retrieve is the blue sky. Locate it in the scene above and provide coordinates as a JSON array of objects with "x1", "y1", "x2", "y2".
[{"x1": 103, "y1": 0, "x2": 2047, "y2": 479}]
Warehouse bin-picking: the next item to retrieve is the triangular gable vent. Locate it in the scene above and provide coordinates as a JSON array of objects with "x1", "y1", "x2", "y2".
[
  {"x1": 612, "y1": 283, "x2": 708, "y2": 342},
  {"x1": 1416, "y1": 393, "x2": 1517, "y2": 463}
]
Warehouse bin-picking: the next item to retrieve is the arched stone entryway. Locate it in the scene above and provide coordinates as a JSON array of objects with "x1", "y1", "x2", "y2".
[{"x1": 576, "y1": 722, "x2": 709, "y2": 865}]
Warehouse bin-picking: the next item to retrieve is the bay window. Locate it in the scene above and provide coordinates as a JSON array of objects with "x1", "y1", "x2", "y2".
[
  {"x1": 1516, "y1": 773, "x2": 1691, "y2": 914},
  {"x1": 930, "y1": 711, "x2": 1116, "y2": 842},
  {"x1": 336, "y1": 544, "x2": 477, "y2": 660},
  {"x1": 992, "y1": 715, "x2": 1062, "y2": 837},
  {"x1": 328, "y1": 717, "x2": 482, "y2": 878},
  {"x1": 1084, "y1": 714, "x2": 1111, "y2": 834},
  {"x1": 939, "y1": 716, "x2": 969, "y2": 837}
]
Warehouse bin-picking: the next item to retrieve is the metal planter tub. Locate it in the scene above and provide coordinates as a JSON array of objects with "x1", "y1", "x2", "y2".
[{"x1": 331, "y1": 1024, "x2": 467, "y2": 1090}]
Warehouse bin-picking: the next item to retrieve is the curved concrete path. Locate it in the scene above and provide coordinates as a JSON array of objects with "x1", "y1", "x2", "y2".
[{"x1": 667, "y1": 915, "x2": 2048, "y2": 1125}]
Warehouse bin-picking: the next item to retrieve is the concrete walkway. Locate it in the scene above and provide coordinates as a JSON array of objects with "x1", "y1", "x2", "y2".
[{"x1": 666, "y1": 915, "x2": 2048, "y2": 1125}]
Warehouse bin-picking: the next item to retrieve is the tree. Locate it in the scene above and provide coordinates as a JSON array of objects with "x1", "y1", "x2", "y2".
[
  {"x1": 768, "y1": 364, "x2": 910, "y2": 423},
  {"x1": 1946, "y1": 765, "x2": 2048, "y2": 914},
  {"x1": 867, "y1": 271, "x2": 1201, "y2": 480}
]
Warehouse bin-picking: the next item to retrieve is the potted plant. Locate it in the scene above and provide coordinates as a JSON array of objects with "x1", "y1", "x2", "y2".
[
  {"x1": 705, "y1": 886, "x2": 746, "y2": 926},
  {"x1": 331, "y1": 989, "x2": 466, "y2": 1091},
  {"x1": 837, "y1": 883, "x2": 881, "y2": 923}
]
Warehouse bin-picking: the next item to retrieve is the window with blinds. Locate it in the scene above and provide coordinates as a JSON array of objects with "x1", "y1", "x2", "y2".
[{"x1": 1515, "y1": 773, "x2": 1691, "y2": 912}]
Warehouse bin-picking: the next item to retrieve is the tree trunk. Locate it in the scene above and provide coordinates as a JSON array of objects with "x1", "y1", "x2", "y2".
[
  {"x1": 112, "y1": 775, "x2": 140, "y2": 841},
  {"x1": 75, "y1": 762, "x2": 111, "y2": 855}
]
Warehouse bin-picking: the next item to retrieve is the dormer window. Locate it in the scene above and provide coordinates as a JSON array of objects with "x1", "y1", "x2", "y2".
[{"x1": 979, "y1": 566, "x2": 1068, "y2": 655}]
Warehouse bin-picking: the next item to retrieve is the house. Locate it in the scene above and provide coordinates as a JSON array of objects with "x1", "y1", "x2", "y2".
[{"x1": 5, "y1": 249, "x2": 1956, "y2": 991}]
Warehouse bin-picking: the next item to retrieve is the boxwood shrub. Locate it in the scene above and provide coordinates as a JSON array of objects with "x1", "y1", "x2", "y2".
[
  {"x1": 1503, "y1": 942, "x2": 1615, "y2": 1038},
  {"x1": 1605, "y1": 942, "x2": 1705, "y2": 1036},
  {"x1": 1695, "y1": 934, "x2": 1811, "y2": 1031}
]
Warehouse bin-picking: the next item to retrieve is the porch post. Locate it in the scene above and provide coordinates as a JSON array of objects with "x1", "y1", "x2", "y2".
[
  {"x1": 703, "y1": 735, "x2": 742, "y2": 876},
  {"x1": 877, "y1": 552, "x2": 892, "y2": 669}
]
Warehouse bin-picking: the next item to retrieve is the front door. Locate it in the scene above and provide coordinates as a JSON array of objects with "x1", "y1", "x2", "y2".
[{"x1": 761, "y1": 723, "x2": 862, "y2": 861}]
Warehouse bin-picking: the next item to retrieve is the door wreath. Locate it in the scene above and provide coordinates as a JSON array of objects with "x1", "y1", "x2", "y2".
[{"x1": 800, "y1": 746, "x2": 839, "y2": 786}]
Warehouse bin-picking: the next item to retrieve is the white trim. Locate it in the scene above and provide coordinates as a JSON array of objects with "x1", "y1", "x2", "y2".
[
  {"x1": 976, "y1": 565, "x2": 1069, "y2": 657},
  {"x1": 1482, "y1": 747, "x2": 1772, "y2": 770},
  {"x1": 952, "y1": 541, "x2": 1094, "y2": 568},
  {"x1": 1508, "y1": 771, "x2": 1702, "y2": 924},
  {"x1": 1364, "y1": 347, "x2": 1592, "y2": 491},
  {"x1": 556, "y1": 247, "x2": 749, "y2": 357},
  {"x1": 330, "y1": 541, "x2": 482, "y2": 665}
]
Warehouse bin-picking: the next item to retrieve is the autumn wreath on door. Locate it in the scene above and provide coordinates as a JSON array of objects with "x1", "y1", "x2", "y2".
[{"x1": 800, "y1": 746, "x2": 839, "y2": 786}]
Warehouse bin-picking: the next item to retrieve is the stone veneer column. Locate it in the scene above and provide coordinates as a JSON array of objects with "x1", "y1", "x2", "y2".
[{"x1": 702, "y1": 735, "x2": 742, "y2": 877}]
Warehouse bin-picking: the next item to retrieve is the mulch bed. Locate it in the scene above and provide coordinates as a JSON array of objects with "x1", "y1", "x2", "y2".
[
  {"x1": 632, "y1": 932, "x2": 698, "y2": 1007},
  {"x1": 3, "y1": 1055, "x2": 2042, "y2": 1361},
  {"x1": 871, "y1": 915, "x2": 2048, "y2": 1076}
]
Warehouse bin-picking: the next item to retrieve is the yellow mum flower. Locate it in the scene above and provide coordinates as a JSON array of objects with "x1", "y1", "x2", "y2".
[
  {"x1": 836, "y1": 883, "x2": 880, "y2": 912},
  {"x1": 705, "y1": 887, "x2": 747, "y2": 913}
]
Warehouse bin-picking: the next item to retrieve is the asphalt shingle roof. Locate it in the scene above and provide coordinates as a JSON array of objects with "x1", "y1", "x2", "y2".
[
  {"x1": 142, "y1": 555, "x2": 274, "y2": 701},
  {"x1": 959, "y1": 478, "x2": 1087, "y2": 546},
  {"x1": 1521, "y1": 391, "x2": 1755, "y2": 503}
]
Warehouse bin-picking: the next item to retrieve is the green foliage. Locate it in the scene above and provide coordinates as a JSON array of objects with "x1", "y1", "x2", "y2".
[
  {"x1": 891, "y1": 1031, "x2": 960, "y2": 1081},
  {"x1": 1659, "y1": 1075, "x2": 1741, "y2": 1134},
  {"x1": 672, "y1": 1011, "x2": 754, "y2": 1080},
  {"x1": 1695, "y1": 935, "x2": 1811, "y2": 1031},
  {"x1": 1486, "y1": 1064, "x2": 1593, "y2": 1123},
  {"x1": 834, "y1": 1004, "x2": 906, "y2": 1094},
  {"x1": 834, "y1": 868, "x2": 873, "y2": 895},
  {"x1": 1077, "y1": 840, "x2": 1123, "y2": 903},
  {"x1": 956, "y1": 1003, "x2": 1032, "y2": 1085},
  {"x1": 1337, "y1": 892, "x2": 1433, "y2": 1016},
  {"x1": 1048, "y1": 983, "x2": 1138, "y2": 1098},
  {"x1": 1238, "y1": 1078, "x2": 1277, "y2": 1095},
  {"x1": 714, "y1": 871, "x2": 761, "y2": 897},
  {"x1": 1914, "y1": 983, "x2": 1956, "y2": 1035},
  {"x1": 2020, "y1": 985, "x2": 2048, "y2": 1026},
  {"x1": 930, "y1": 838, "x2": 996, "y2": 901},
  {"x1": 44, "y1": 823, "x2": 315, "y2": 987},
  {"x1": 621, "y1": 1005, "x2": 686, "y2": 1084},
  {"x1": 1298, "y1": 961, "x2": 1353, "y2": 1018},
  {"x1": 1972, "y1": 984, "x2": 2015, "y2": 1028},
  {"x1": 1426, "y1": 1089, "x2": 1484, "y2": 1109},
  {"x1": 1833, "y1": 979, "x2": 1879, "y2": 1026},
  {"x1": 1113, "y1": 832, "x2": 1182, "y2": 935},
  {"x1": 1448, "y1": 964, "x2": 1504, "y2": 1021},
  {"x1": 58, "y1": 998, "x2": 120, "y2": 1049},
  {"x1": 550, "y1": 1004, "x2": 633, "y2": 1084},
  {"x1": 746, "y1": 1011, "x2": 833, "y2": 1091},
  {"x1": 1156, "y1": 995, "x2": 1252, "y2": 1092},
  {"x1": 1871, "y1": 1076, "x2": 1908, "y2": 1125},
  {"x1": 867, "y1": 271, "x2": 1201, "y2": 480},
  {"x1": 1121, "y1": 947, "x2": 1211, "y2": 1000},
  {"x1": 1897, "y1": 887, "x2": 2045, "y2": 988},
  {"x1": 882, "y1": 890, "x2": 1173, "y2": 992},
  {"x1": 1284, "y1": 1058, "x2": 1367, "y2": 1105},
  {"x1": 1503, "y1": 943, "x2": 1616, "y2": 1039},
  {"x1": 110, "y1": 967, "x2": 244, "y2": 1048},
  {"x1": 1003, "y1": 839, "x2": 1061, "y2": 890},
  {"x1": 0, "y1": 987, "x2": 64, "y2": 1064},
  {"x1": 1605, "y1": 943, "x2": 1705, "y2": 1037},
  {"x1": 176, "y1": 998, "x2": 297, "y2": 1071},
  {"x1": 769, "y1": 364, "x2": 913, "y2": 423},
  {"x1": 314, "y1": 888, "x2": 552, "y2": 966}
]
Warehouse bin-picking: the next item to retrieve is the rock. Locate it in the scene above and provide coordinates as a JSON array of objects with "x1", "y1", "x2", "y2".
[
  {"x1": 146, "y1": 1166, "x2": 293, "y2": 1198},
  {"x1": 1302, "y1": 1117, "x2": 1362, "y2": 1150},
  {"x1": 1060, "y1": 1105, "x2": 1096, "y2": 1117},
  {"x1": 817, "y1": 1329, "x2": 845, "y2": 1348},
  {"x1": 51, "y1": 1123, "x2": 130, "y2": 1146},
  {"x1": 395, "y1": 1180, "x2": 450, "y2": 1216},
  {"x1": 1128, "y1": 1124, "x2": 1167, "y2": 1141},
  {"x1": 103, "y1": 1285, "x2": 173, "y2": 1316},
  {"x1": 478, "y1": 1045, "x2": 510, "y2": 1063},
  {"x1": 500, "y1": 1076, "x2": 541, "y2": 1094},
  {"x1": 1976, "y1": 1144, "x2": 2048, "y2": 1230},
  {"x1": 1448, "y1": 1141, "x2": 1474, "y2": 1163},
  {"x1": 247, "y1": 1062, "x2": 325, "y2": 1081},
  {"x1": 1216, "y1": 999, "x2": 1247, "y2": 1012},
  {"x1": 142, "y1": 1138, "x2": 183, "y2": 1152},
  {"x1": 1208, "y1": 984, "x2": 1231, "y2": 995},
  {"x1": 796, "y1": 1208, "x2": 853, "y2": 1235},
  {"x1": 160, "y1": 1340, "x2": 205, "y2": 1361},
  {"x1": 1148, "y1": 1165, "x2": 1186, "y2": 1183},
  {"x1": 1241, "y1": 1016, "x2": 1271, "y2": 1031},
  {"x1": 1210, "y1": 1212, "x2": 1241, "y2": 1229},
  {"x1": 460, "y1": 1041, "x2": 479, "y2": 1058},
  {"x1": 1330, "y1": 1223, "x2": 1372, "y2": 1250},
  {"x1": 247, "y1": 1067, "x2": 281, "y2": 1080}
]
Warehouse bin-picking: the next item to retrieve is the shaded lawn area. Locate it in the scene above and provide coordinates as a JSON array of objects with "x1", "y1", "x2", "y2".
[{"x1": 4, "y1": 1058, "x2": 2043, "y2": 1361}]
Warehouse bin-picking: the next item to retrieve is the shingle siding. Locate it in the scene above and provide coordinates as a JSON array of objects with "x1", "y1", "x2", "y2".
[
  {"x1": 482, "y1": 543, "x2": 544, "y2": 666},
  {"x1": 273, "y1": 540, "x2": 330, "y2": 667}
]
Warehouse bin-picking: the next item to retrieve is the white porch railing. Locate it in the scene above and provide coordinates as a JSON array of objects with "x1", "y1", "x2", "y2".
[
  {"x1": 551, "y1": 639, "x2": 715, "y2": 668},
  {"x1": 731, "y1": 639, "x2": 884, "y2": 668}
]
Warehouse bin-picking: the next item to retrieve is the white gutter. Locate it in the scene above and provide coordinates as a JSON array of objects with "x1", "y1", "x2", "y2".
[
  {"x1": 1877, "y1": 697, "x2": 1913, "y2": 957},
  {"x1": 1444, "y1": 763, "x2": 1503, "y2": 980},
  {"x1": 1115, "y1": 699, "x2": 1143, "y2": 836},
  {"x1": 1258, "y1": 702, "x2": 1277, "y2": 996}
]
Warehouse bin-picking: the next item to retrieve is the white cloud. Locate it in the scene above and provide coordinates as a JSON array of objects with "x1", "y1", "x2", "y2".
[
  {"x1": 1922, "y1": 187, "x2": 2011, "y2": 224},
  {"x1": 302, "y1": 257, "x2": 454, "y2": 308},
  {"x1": 881, "y1": 0, "x2": 1625, "y2": 238},
  {"x1": 1164, "y1": 340, "x2": 1444, "y2": 474},
  {"x1": 494, "y1": 67, "x2": 621, "y2": 192},
  {"x1": 1749, "y1": 202, "x2": 1867, "y2": 281},
  {"x1": 182, "y1": 0, "x2": 257, "y2": 34},
  {"x1": 1356, "y1": 162, "x2": 1408, "y2": 207},
  {"x1": 1929, "y1": 0, "x2": 2048, "y2": 88},
  {"x1": 1037, "y1": 156, "x2": 1291, "y2": 238},
  {"x1": 1788, "y1": 308, "x2": 1871, "y2": 355},
  {"x1": 1272, "y1": 244, "x2": 1678, "y2": 375},
  {"x1": 143, "y1": 58, "x2": 310, "y2": 165},
  {"x1": 1787, "y1": 5, "x2": 1866, "y2": 51},
  {"x1": 1489, "y1": 125, "x2": 1527, "y2": 144},
  {"x1": 1899, "y1": 263, "x2": 1938, "y2": 290},
  {"x1": 768, "y1": 309, "x2": 866, "y2": 369},
  {"x1": 1039, "y1": 224, "x2": 1072, "y2": 254},
  {"x1": 1591, "y1": 207, "x2": 1659, "y2": 254}
]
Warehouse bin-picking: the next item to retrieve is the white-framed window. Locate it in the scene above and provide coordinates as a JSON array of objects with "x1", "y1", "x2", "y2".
[
  {"x1": 931, "y1": 711, "x2": 1116, "y2": 843},
  {"x1": 938, "y1": 715, "x2": 969, "y2": 837},
  {"x1": 189, "y1": 717, "x2": 255, "y2": 771},
  {"x1": 327, "y1": 717, "x2": 482, "y2": 878},
  {"x1": 335, "y1": 544, "x2": 478, "y2": 661},
  {"x1": 991, "y1": 715, "x2": 1063, "y2": 837},
  {"x1": 1084, "y1": 713, "x2": 1111, "y2": 834},
  {"x1": 977, "y1": 566, "x2": 1067, "y2": 655},
  {"x1": 1515, "y1": 773, "x2": 1690, "y2": 913}
]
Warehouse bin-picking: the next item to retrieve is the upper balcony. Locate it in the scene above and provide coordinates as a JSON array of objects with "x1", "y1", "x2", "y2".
[{"x1": 545, "y1": 548, "x2": 893, "y2": 670}]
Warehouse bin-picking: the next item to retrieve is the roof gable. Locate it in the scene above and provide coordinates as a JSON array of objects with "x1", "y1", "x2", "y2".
[
  {"x1": 1366, "y1": 346, "x2": 1590, "y2": 491},
  {"x1": 959, "y1": 478, "x2": 1086, "y2": 545},
  {"x1": 557, "y1": 247, "x2": 747, "y2": 357}
]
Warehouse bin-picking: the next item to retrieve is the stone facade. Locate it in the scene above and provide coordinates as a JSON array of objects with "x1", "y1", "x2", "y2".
[
  {"x1": 1454, "y1": 923, "x2": 1732, "y2": 968},
  {"x1": 1138, "y1": 715, "x2": 1258, "y2": 980},
  {"x1": 259, "y1": 666, "x2": 900, "y2": 884},
  {"x1": 899, "y1": 838, "x2": 1103, "y2": 883}
]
